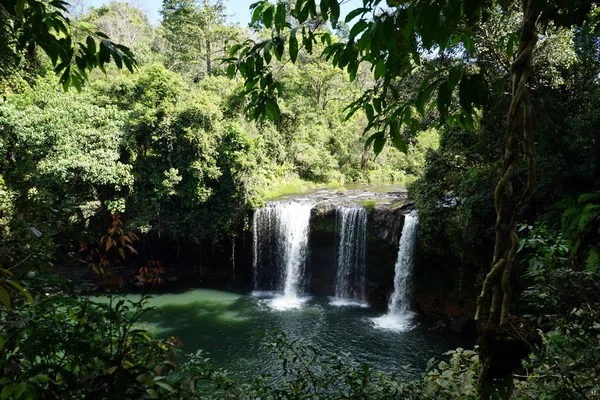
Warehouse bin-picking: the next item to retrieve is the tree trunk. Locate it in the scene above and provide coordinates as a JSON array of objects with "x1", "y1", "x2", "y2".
[
  {"x1": 206, "y1": 36, "x2": 212, "y2": 76},
  {"x1": 475, "y1": 0, "x2": 540, "y2": 397},
  {"x1": 231, "y1": 235, "x2": 236, "y2": 280},
  {"x1": 204, "y1": 0, "x2": 212, "y2": 76}
]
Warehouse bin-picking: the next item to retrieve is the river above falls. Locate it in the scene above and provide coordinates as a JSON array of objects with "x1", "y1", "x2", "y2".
[
  {"x1": 116, "y1": 288, "x2": 471, "y2": 382},
  {"x1": 271, "y1": 183, "x2": 407, "y2": 207}
]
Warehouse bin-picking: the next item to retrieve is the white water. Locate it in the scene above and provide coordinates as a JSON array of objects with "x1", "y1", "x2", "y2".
[
  {"x1": 373, "y1": 212, "x2": 418, "y2": 331},
  {"x1": 333, "y1": 207, "x2": 367, "y2": 302},
  {"x1": 252, "y1": 201, "x2": 314, "y2": 310}
]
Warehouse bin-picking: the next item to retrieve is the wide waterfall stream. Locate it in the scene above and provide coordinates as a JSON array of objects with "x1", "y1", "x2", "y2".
[
  {"x1": 331, "y1": 206, "x2": 367, "y2": 306},
  {"x1": 103, "y1": 190, "x2": 471, "y2": 382},
  {"x1": 253, "y1": 201, "x2": 314, "y2": 310}
]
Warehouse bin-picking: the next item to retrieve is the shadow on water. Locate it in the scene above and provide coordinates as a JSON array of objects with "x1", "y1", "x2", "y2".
[
  {"x1": 138, "y1": 292, "x2": 276, "y2": 379},
  {"x1": 145, "y1": 296, "x2": 254, "y2": 335}
]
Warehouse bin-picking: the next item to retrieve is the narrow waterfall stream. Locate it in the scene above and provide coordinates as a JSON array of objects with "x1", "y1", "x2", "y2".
[
  {"x1": 332, "y1": 207, "x2": 367, "y2": 306},
  {"x1": 253, "y1": 201, "x2": 314, "y2": 309},
  {"x1": 373, "y1": 212, "x2": 418, "y2": 331}
]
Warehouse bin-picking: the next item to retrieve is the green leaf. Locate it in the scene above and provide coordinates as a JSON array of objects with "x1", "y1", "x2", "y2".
[
  {"x1": 72, "y1": 76, "x2": 82, "y2": 92},
  {"x1": 297, "y1": 0, "x2": 309, "y2": 21},
  {"x1": 146, "y1": 388, "x2": 159, "y2": 399},
  {"x1": 365, "y1": 131, "x2": 383, "y2": 148},
  {"x1": 274, "y1": 37, "x2": 284, "y2": 61},
  {"x1": 374, "y1": 60, "x2": 386, "y2": 80},
  {"x1": 112, "y1": 52, "x2": 122, "y2": 69},
  {"x1": 227, "y1": 63, "x2": 236, "y2": 78},
  {"x1": 365, "y1": 104, "x2": 374, "y2": 122},
  {"x1": 265, "y1": 99, "x2": 280, "y2": 120},
  {"x1": 320, "y1": 0, "x2": 329, "y2": 20},
  {"x1": 390, "y1": 122, "x2": 407, "y2": 153},
  {"x1": 155, "y1": 381, "x2": 174, "y2": 392},
  {"x1": 15, "y1": 0, "x2": 25, "y2": 18},
  {"x1": 416, "y1": 79, "x2": 439, "y2": 114},
  {"x1": 0, "y1": 286, "x2": 11, "y2": 311},
  {"x1": 61, "y1": 70, "x2": 71, "y2": 91},
  {"x1": 275, "y1": 2, "x2": 287, "y2": 30},
  {"x1": 229, "y1": 44, "x2": 242, "y2": 57},
  {"x1": 350, "y1": 20, "x2": 369, "y2": 39},
  {"x1": 329, "y1": 0, "x2": 340, "y2": 28},
  {"x1": 251, "y1": 1, "x2": 266, "y2": 23},
  {"x1": 448, "y1": 65, "x2": 461, "y2": 91},
  {"x1": 373, "y1": 97, "x2": 382, "y2": 113},
  {"x1": 586, "y1": 247, "x2": 600, "y2": 272},
  {"x1": 86, "y1": 36, "x2": 96, "y2": 57},
  {"x1": 263, "y1": 4, "x2": 274, "y2": 27},
  {"x1": 289, "y1": 30, "x2": 299, "y2": 63},
  {"x1": 345, "y1": 7, "x2": 368, "y2": 23},
  {"x1": 437, "y1": 81, "x2": 451, "y2": 122},
  {"x1": 373, "y1": 133, "x2": 386, "y2": 155}
]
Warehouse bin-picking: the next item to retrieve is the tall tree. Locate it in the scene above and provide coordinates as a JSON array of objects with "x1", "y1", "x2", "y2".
[
  {"x1": 226, "y1": 0, "x2": 600, "y2": 397},
  {"x1": 83, "y1": 2, "x2": 154, "y2": 56},
  {"x1": 160, "y1": 0, "x2": 236, "y2": 79}
]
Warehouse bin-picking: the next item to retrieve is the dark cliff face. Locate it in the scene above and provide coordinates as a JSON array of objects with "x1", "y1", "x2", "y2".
[
  {"x1": 307, "y1": 203, "x2": 405, "y2": 310},
  {"x1": 307, "y1": 201, "x2": 475, "y2": 328}
]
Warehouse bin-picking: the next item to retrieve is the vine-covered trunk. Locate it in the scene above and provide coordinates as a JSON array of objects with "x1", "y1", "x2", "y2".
[{"x1": 475, "y1": 0, "x2": 540, "y2": 397}]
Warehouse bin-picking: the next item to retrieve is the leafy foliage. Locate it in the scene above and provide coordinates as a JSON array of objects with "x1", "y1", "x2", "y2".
[
  {"x1": 0, "y1": 0, "x2": 137, "y2": 91},
  {"x1": 517, "y1": 226, "x2": 600, "y2": 399},
  {"x1": 561, "y1": 191, "x2": 600, "y2": 272}
]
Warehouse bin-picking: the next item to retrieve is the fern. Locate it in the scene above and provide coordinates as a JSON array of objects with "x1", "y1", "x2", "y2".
[
  {"x1": 560, "y1": 192, "x2": 600, "y2": 269},
  {"x1": 578, "y1": 191, "x2": 600, "y2": 204},
  {"x1": 583, "y1": 203, "x2": 600, "y2": 213},
  {"x1": 578, "y1": 209, "x2": 599, "y2": 231},
  {"x1": 586, "y1": 246, "x2": 600, "y2": 273},
  {"x1": 562, "y1": 206, "x2": 581, "y2": 231},
  {"x1": 555, "y1": 196, "x2": 577, "y2": 209}
]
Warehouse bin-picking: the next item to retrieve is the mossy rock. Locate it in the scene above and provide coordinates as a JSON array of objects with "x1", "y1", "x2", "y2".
[{"x1": 363, "y1": 200, "x2": 376, "y2": 213}]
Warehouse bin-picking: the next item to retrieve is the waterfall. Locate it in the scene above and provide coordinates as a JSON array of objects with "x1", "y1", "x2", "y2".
[
  {"x1": 388, "y1": 213, "x2": 418, "y2": 314},
  {"x1": 372, "y1": 212, "x2": 418, "y2": 330},
  {"x1": 333, "y1": 207, "x2": 367, "y2": 302},
  {"x1": 252, "y1": 201, "x2": 313, "y2": 309}
]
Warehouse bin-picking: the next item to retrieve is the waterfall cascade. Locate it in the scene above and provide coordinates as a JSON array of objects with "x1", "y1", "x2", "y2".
[
  {"x1": 252, "y1": 195, "x2": 418, "y2": 318},
  {"x1": 333, "y1": 207, "x2": 367, "y2": 304},
  {"x1": 372, "y1": 212, "x2": 418, "y2": 331},
  {"x1": 252, "y1": 201, "x2": 313, "y2": 309}
]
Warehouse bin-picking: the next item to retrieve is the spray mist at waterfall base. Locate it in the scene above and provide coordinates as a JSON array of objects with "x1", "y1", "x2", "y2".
[
  {"x1": 250, "y1": 291, "x2": 311, "y2": 311},
  {"x1": 269, "y1": 295, "x2": 311, "y2": 311},
  {"x1": 371, "y1": 312, "x2": 417, "y2": 332},
  {"x1": 329, "y1": 298, "x2": 370, "y2": 308}
]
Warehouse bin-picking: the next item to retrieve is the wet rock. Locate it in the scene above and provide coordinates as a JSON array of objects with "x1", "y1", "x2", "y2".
[
  {"x1": 368, "y1": 206, "x2": 405, "y2": 244},
  {"x1": 450, "y1": 317, "x2": 477, "y2": 337},
  {"x1": 429, "y1": 320, "x2": 448, "y2": 332}
]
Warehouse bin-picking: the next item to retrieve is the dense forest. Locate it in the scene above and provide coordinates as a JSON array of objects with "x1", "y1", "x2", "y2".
[{"x1": 1, "y1": 0, "x2": 599, "y2": 399}]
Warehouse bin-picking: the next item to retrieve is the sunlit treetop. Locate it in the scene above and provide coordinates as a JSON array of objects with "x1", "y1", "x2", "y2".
[{"x1": 0, "y1": 0, "x2": 137, "y2": 90}]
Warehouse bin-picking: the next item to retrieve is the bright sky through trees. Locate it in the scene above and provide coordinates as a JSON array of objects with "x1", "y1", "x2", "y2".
[{"x1": 87, "y1": 0, "x2": 362, "y2": 26}]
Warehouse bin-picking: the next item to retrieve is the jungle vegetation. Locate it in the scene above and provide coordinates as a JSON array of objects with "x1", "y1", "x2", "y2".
[{"x1": 1, "y1": 0, "x2": 599, "y2": 399}]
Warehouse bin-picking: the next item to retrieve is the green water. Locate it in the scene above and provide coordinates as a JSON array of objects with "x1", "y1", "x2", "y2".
[{"x1": 109, "y1": 289, "x2": 471, "y2": 382}]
